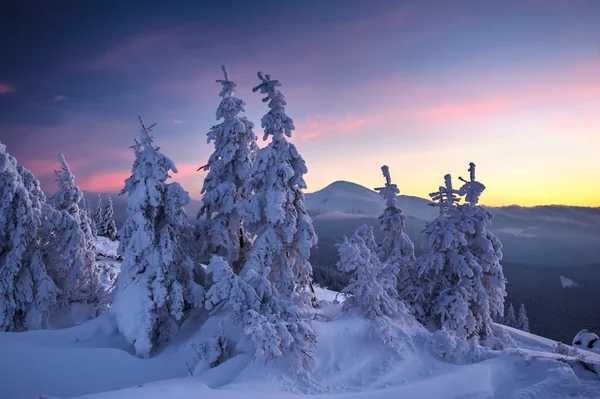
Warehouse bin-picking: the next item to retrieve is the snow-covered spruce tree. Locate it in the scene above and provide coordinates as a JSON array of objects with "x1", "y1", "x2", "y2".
[
  {"x1": 374, "y1": 165, "x2": 415, "y2": 299},
  {"x1": 518, "y1": 303, "x2": 530, "y2": 332},
  {"x1": 102, "y1": 195, "x2": 118, "y2": 241},
  {"x1": 239, "y1": 72, "x2": 317, "y2": 309},
  {"x1": 111, "y1": 116, "x2": 204, "y2": 358},
  {"x1": 0, "y1": 142, "x2": 57, "y2": 331},
  {"x1": 197, "y1": 65, "x2": 259, "y2": 274},
  {"x1": 92, "y1": 194, "x2": 104, "y2": 236},
  {"x1": 45, "y1": 154, "x2": 107, "y2": 311},
  {"x1": 456, "y1": 162, "x2": 507, "y2": 330},
  {"x1": 504, "y1": 303, "x2": 517, "y2": 328},
  {"x1": 337, "y1": 225, "x2": 402, "y2": 319},
  {"x1": 405, "y1": 174, "x2": 485, "y2": 338}
]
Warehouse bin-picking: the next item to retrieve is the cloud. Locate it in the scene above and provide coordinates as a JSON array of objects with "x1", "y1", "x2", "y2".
[
  {"x1": 0, "y1": 83, "x2": 14, "y2": 94},
  {"x1": 172, "y1": 119, "x2": 183, "y2": 124},
  {"x1": 81, "y1": 27, "x2": 188, "y2": 71},
  {"x1": 53, "y1": 95, "x2": 68, "y2": 102},
  {"x1": 294, "y1": 115, "x2": 367, "y2": 140}
]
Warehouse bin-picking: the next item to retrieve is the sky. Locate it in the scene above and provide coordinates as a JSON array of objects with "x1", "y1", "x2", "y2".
[{"x1": 0, "y1": 0, "x2": 599, "y2": 207}]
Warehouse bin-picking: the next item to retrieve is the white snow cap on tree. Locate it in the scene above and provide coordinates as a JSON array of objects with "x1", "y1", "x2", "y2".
[
  {"x1": 429, "y1": 174, "x2": 462, "y2": 214},
  {"x1": 239, "y1": 71, "x2": 317, "y2": 308},
  {"x1": 0, "y1": 142, "x2": 57, "y2": 331},
  {"x1": 111, "y1": 116, "x2": 204, "y2": 358},
  {"x1": 374, "y1": 165, "x2": 415, "y2": 299},
  {"x1": 197, "y1": 65, "x2": 259, "y2": 273},
  {"x1": 458, "y1": 162, "x2": 486, "y2": 205},
  {"x1": 518, "y1": 303, "x2": 530, "y2": 333},
  {"x1": 504, "y1": 303, "x2": 517, "y2": 328},
  {"x1": 337, "y1": 225, "x2": 404, "y2": 319}
]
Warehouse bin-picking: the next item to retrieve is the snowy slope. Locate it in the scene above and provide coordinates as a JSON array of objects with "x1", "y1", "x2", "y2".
[
  {"x1": 305, "y1": 181, "x2": 436, "y2": 220},
  {"x1": 1, "y1": 288, "x2": 599, "y2": 399}
]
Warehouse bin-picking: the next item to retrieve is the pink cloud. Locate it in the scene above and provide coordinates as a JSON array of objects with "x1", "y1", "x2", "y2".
[
  {"x1": 80, "y1": 170, "x2": 130, "y2": 192},
  {"x1": 0, "y1": 83, "x2": 14, "y2": 94},
  {"x1": 53, "y1": 95, "x2": 68, "y2": 102},
  {"x1": 294, "y1": 115, "x2": 367, "y2": 140},
  {"x1": 172, "y1": 119, "x2": 183, "y2": 124}
]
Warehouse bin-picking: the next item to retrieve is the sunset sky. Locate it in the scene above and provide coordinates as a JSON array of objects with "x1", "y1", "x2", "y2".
[{"x1": 0, "y1": 0, "x2": 599, "y2": 207}]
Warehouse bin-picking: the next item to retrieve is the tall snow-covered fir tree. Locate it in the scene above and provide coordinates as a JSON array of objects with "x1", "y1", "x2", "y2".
[
  {"x1": 197, "y1": 65, "x2": 258, "y2": 273},
  {"x1": 0, "y1": 142, "x2": 57, "y2": 331},
  {"x1": 198, "y1": 72, "x2": 318, "y2": 373},
  {"x1": 456, "y1": 162, "x2": 507, "y2": 337},
  {"x1": 518, "y1": 303, "x2": 530, "y2": 332},
  {"x1": 102, "y1": 195, "x2": 118, "y2": 241},
  {"x1": 111, "y1": 116, "x2": 204, "y2": 358},
  {"x1": 337, "y1": 225, "x2": 403, "y2": 319},
  {"x1": 239, "y1": 72, "x2": 317, "y2": 309},
  {"x1": 374, "y1": 165, "x2": 415, "y2": 299},
  {"x1": 505, "y1": 303, "x2": 517, "y2": 328}
]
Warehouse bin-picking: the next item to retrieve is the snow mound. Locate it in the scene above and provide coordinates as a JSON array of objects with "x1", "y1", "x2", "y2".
[
  {"x1": 560, "y1": 276, "x2": 579, "y2": 288},
  {"x1": 93, "y1": 236, "x2": 119, "y2": 259}
]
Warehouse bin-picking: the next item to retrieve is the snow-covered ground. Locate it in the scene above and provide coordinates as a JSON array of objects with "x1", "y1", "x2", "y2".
[{"x1": 1, "y1": 283, "x2": 599, "y2": 399}]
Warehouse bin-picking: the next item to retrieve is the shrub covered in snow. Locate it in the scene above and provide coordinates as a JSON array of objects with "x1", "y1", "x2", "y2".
[
  {"x1": 111, "y1": 116, "x2": 204, "y2": 358},
  {"x1": 554, "y1": 342, "x2": 580, "y2": 357},
  {"x1": 0, "y1": 142, "x2": 57, "y2": 331},
  {"x1": 337, "y1": 225, "x2": 405, "y2": 319},
  {"x1": 201, "y1": 256, "x2": 317, "y2": 373},
  {"x1": 426, "y1": 329, "x2": 490, "y2": 364},
  {"x1": 197, "y1": 65, "x2": 259, "y2": 274}
]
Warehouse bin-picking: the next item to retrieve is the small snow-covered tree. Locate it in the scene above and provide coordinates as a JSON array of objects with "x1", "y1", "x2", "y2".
[
  {"x1": 111, "y1": 116, "x2": 204, "y2": 358},
  {"x1": 197, "y1": 65, "x2": 259, "y2": 274},
  {"x1": 92, "y1": 194, "x2": 104, "y2": 236},
  {"x1": 43, "y1": 154, "x2": 107, "y2": 311},
  {"x1": 374, "y1": 165, "x2": 415, "y2": 299},
  {"x1": 337, "y1": 226, "x2": 402, "y2": 319},
  {"x1": 239, "y1": 72, "x2": 317, "y2": 308},
  {"x1": 504, "y1": 303, "x2": 517, "y2": 328},
  {"x1": 102, "y1": 195, "x2": 118, "y2": 241},
  {"x1": 518, "y1": 303, "x2": 530, "y2": 332},
  {"x1": 0, "y1": 143, "x2": 57, "y2": 331}
]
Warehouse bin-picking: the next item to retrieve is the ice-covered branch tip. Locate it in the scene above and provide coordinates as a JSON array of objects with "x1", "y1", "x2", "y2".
[
  {"x1": 428, "y1": 174, "x2": 462, "y2": 212},
  {"x1": 216, "y1": 65, "x2": 237, "y2": 98},
  {"x1": 458, "y1": 162, "x2": 485, "y2": 205},
  {"x1": 382, "y1": 165, "x2": 391, "y2": 186},
  {"x1": 374, "y1": 165, "x2": 399, "y2": 208},
  {"x1": 58, "y1": 153, "x2": 69, "y2": 171},
  {"x1": 138, "y1": 115, "x2": 157, "y2": 146},
  {"x1": 252, "y1": 72, "x2": 281, "y2": 103}
]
